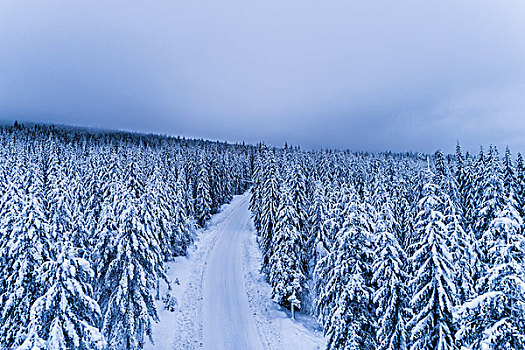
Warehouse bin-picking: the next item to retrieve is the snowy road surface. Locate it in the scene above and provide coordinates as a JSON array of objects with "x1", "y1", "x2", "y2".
[
  {"x1": 202, "y1": 194, "x2": 264, "y2": 350},
  {"x1": 147, "y1": 192, "x2": 325, "y2": 349}
]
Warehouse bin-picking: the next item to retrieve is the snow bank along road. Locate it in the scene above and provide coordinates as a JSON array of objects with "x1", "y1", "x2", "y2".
[{"x1": 147, "y1": 192, "x2": 324, "y2": 350}]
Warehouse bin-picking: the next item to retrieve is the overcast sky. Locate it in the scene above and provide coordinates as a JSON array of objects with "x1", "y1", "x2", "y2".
[{"x1": 1, "y1": 1, "x2": 524, "y2": 153}]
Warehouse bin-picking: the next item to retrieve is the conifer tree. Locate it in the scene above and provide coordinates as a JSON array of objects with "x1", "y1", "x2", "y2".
[
  {"x1": 315, "y1": 190, "x2": 376, "y2": 350},
  {"x1": 407, "y1": 181, "x2": 457, "y2": 350},
  {"x1": 288, "y1": 160, "x2": 308, "y2": 231},
  {"x1": 259, "y1": 150, "x2": 280, "y2": 274},
  {"x1": 148, "y1": 164, "x2": 175, "y2": 261},
  {"x1": 372, "y1": 201, "x2": 409, "y2": 350},
  {"x1": 515, "y1": 153, "x2": 525, "y2": 219},
  {"x1": 81, "y1": 160, "x2": 105, "y2": 247},
  {"x1": 306, "y1": 180, "x2": 329, "y2": 272},
  {"x1": 474, "y1": 146, "x2": 504, "y2": 239},
  {"x1": 472, "y1": 147, "x2": 487, "y2": 234},
  {"x1": 434, "y1": 150, "x2": 451, "y2": 194},
  {"x1": 96, "y1": 161, "x2": 166, "y2": 350},
  {"x1": 172, "y1": 168, "x2": 195, "y2": 256},
  {"x1": 458, "y1": 195, "x2": 525, "y2": 349},
  {"x1": 455, "y1": 143, "x2": 476, "y2": 232},
  {"x1": 249, "y1": 152, "x2": 263, "y2": 232},
  {"x1": 19, "y1": 242, "x2": 106, "y2": 350},
  {"x1": 502, "y1": 146, "x2": 515, "y2": 198},
  {"x1": 443, "y1": 187, "x2": 474, "y2": 304},
  {"x1": 269, "y1": 183, "x2": 306, "y2": 313},
  {"x1": 195, "y1": 158, "x2": 212, "y2": 227},
  {"x1": 323, "y1": 183, "x2": 352, "y2": 246},
  {"x1": 0, "y1": 169, "x2": 52, "y2": 348}
]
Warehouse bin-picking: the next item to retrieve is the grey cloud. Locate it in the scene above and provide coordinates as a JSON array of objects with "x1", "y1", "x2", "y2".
[{"x1": 1, "y1": 0, "x2": 524, "y2": 153}]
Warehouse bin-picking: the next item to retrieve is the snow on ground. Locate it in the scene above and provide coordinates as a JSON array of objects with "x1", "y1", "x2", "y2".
[{"x1": 147, "y1": 192, "x2": 325, "y2": 349}]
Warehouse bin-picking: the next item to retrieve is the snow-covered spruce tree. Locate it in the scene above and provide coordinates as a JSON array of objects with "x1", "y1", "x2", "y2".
[
  {"x1": 442, "y1": 185, "x2": 475, "y2": 305},
  {"x1": 71, "y1": 161, "x2": 95, "y2": 256},
  {"x1": 67, "y1": 159, "x2": 91, "y2": 248},
  {"x1": 393, "y1": 194, "x2": 415, "y2": 251},
  {"x1": 323, "y1": 182, "x2": 352, "y2": 248},
  {"x1": 372, "y1": 200, "x2": 409, "y2": 350},
  {"x1": 79, "y1": 157, "x2": 105, "y2": 248},
  {"x1": 306, "y1": 180, "x2": 329, "y2": 273},
  {"x1": 407, "y1": 181, "x2": 457, "y2": 350},
  {"x1": 214, "y1": 152, "x2": 233, "y2": 206},
  {"x1": 18, "y1": 241, "x2": 106, "y2": 350},
  {"x1": 457, "y1": 195, "x2": 525, "y2": 349},
  {"x1": 370, "y1": 173, "x2": 390, "y2": 208},
  {"x1": 148, "y1": 163, "x2": 176, "y2": 261},
  {"x1": 502, "y1": 146, "x2": 515, "y2": 198},
  {"x1": 288, "y1": 160, "x2": 308, "y2": 231},
  {"x1": 434, "y1": 149, "x2": 455, "y2": 198},
  {"x1": 314, "y1": 188, "x2": 376, "y2": 350},
  {"x1": 92, "y1": 153, "x2": 121, "y2": 302},
  {"x1": 286, "y1": 159, "x2": 309, "y2": 279},
  {"x1": 0, "y1": 162, "x2": 24, "y2": 291},
  {"x1": 207, "y1": 152, "x2": 221, "y2": 212},
  {"x1": 0, "y1": 167, "x2": 52, "y2": 348},
  {"x1": 474, "y1": 146, "x2": 504, "y2": 239},
  {"x1": 259, "y1": 150, "x2": 280, "y2": 275},
  {"x1": 249, "y1": 151, "x2": 263, "y2": 233},
  {"x1": 515, "y1": 153, "x2": 525, "y2": 220},
  {"x1": 317, "y1": 152, "x2": 333, "y2": 184},
  {"x1": 195, "y1": 156, "x2": 212, "y2": 227},
  {"x1": 50, "y1": 164, "x2": 78, "y2": 252},
  {"x1": 183, "y1": 155, "x2": 197, "y2": 218},
  {"x1": 96, "y1": 160, "x2": 167, "y2": 350},
  {"x1": 171, "y1": 167, "x2": 195, "y2": 257},
  {"x1": 455, "y1": 144, "x2": 477, "y2": 234},
  {"x1": 313, "y1": 182, "x2": 357, "y2": 300},
  {"x1": 35, "y1": 144, "x2": 61, "y2": 227},
  {"x1": 472, "y1": 147, "x2": 487, "y2": 232},
  {"x1": 269, "y1": 183, "x2": 306, "y2": 317}
]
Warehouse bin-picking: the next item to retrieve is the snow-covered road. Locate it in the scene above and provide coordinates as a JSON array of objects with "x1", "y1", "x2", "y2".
[
  {"x1": 202, "y1": 194, "x2": 264, "y2": 350},
  {"x1": 148, "y1": 192, "x2": 325, "y2": 349}
]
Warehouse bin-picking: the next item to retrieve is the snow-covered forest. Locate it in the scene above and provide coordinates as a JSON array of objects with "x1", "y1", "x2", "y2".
[
  {"x1": 2, "y1": 123, "x2": 525, "y2": 350},
  {"x1": 0, "y1": 124, "x2": 252, "y2": 349},
  {"x1": 250, "y1": 144, "x2": 525, "y2": 350}
]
